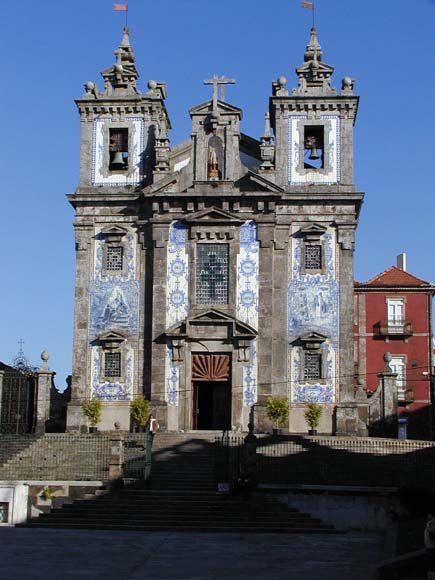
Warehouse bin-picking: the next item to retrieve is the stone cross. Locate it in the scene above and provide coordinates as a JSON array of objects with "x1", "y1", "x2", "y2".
[{"x1": 203, "y1": 75, "x2": 236, "y2": 110}]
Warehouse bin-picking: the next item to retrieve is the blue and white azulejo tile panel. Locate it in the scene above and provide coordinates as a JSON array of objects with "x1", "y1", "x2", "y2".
[
  {"x1": 91, "y1": 346, "x2": 133, "y2": 401},
  {"x1": 92, "y1": 116, "x2": 145, "y2": 186},
  {"x1": 89, "y1": 228, "x2": 139, "y2": 339},
  {"x1": 290, "y1": 345, "x2": 335, "y2": 404},
  {"x1": 288, "y1": 115, "x2": 341, "y2": 185},
  {"x1": 288, "y1": 230, "x2": 339, "y2": 344},
  {"x1": 243, "y1": 340, "x2": 258, "y2": 407},
  {"x1": 288, "y1": 227, "x2": 339, "y2": 403},
  {"x1": 237, "y1": 221, "x2": 259, "y2": 406},
  {"x1": 237, "y1": 221, "x2": 259, "y2": 331},
  {"x1": 166, "y1": 221, "x2": 189, "y2": 328},
  {"x1": 165, "y1": 345, "x2": 179, "y2": 407}
]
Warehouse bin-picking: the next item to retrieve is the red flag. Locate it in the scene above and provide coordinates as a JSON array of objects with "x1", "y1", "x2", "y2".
[
  {"x1": 301, "y1": 1, "x2": 314, "y2": 8},
  {"x1": 113, "y1": 3, "x2": 128, "y2": 11}
]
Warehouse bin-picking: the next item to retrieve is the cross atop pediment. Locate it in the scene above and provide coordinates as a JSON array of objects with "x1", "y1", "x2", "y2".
[{"x1": 203, "y1": 75, "x2": 236, "y2": 110}]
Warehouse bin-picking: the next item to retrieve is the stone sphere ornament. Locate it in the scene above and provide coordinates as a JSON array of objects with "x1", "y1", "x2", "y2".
[
  {"x1": 85, "y1": 81, "x2": 95, "y2": 91},
  {"x1": 147, "y1": 80, "x2": 157, "y2": 90},
  {"x1": 277, "y1": 76, "x2": 287, "y2": 87},
  {"x1": 41, "y1": 350, "x2": 50, "y2": 362}
]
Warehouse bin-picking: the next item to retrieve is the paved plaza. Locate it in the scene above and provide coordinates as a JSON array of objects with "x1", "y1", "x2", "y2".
[{"x1": 0, "y1": 528, "x2": 384, "y2": 580}]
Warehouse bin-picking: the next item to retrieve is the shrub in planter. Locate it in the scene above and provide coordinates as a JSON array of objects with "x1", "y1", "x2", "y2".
[
  {"x1": 304, "y1": 401, "x2": 323, "y2": 435},
  {"x1": 266, "y1": 396, "x2": 289, "y2": 434},
  {"x1": 130, "y1": 396, "x2": 150, "y2": 431},
  {"x1": 82, "y1": 398, "x2": 102, "y2": 431}
]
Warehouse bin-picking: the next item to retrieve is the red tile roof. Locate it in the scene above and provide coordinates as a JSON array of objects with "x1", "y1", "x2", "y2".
[{"x1": 355, "y1": 266, "x2": 433, "y2": 288}]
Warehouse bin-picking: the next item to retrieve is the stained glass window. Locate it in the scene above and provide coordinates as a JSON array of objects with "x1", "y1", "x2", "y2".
[
  {"x1": 304, "y1": 353, "x2": 321, "y2": 380},
  {"x1": 305, "y1": 245, "x2": 322, "y2": 270},
  {"x1": 104, "y1": 352, "x2": 121, "y2": 378},
  {"x1": 106, "y1": 246, "x2": 124, "y2": 272},
  {"x1": 196, "y1": 244, "x2": 229, "y2": 304}
]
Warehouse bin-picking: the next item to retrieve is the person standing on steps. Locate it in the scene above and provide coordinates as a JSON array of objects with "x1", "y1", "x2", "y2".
[{"x1": 144, "y1": 413, "x2": 159, "y2": 481}]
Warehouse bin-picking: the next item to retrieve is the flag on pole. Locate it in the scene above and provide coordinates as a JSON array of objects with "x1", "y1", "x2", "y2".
[
  {"x1": 113, "y1": 3, "x2": 128, "y2": 11},
  {"x1": 301, "y1": 1, "x2": 314, "y2": 9}
]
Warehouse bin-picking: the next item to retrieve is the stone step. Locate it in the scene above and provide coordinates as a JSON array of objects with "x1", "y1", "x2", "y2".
[{"x1": 21, "y1": 522, "x2": 337, "y2": 534}]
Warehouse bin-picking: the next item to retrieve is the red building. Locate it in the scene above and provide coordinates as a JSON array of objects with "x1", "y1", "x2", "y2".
[{"x1": 354, "y1": 260, "x2": 435, "y2": 439}]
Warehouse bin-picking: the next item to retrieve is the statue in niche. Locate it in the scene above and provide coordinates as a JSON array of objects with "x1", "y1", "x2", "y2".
[
  {"x1": 207, "y1": 136, "x2": 223, "y2": 180},
  {"x1": 208, "y1": 147, "x2": 219, "y2": 179}
]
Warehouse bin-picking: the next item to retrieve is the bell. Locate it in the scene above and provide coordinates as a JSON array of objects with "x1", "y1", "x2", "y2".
[
  {"x1": 111, "y1": 151, "x2": 126, "y2": 169},
  {"x1": 309, "y1": 147, "x2": 320, "y2": 160}
]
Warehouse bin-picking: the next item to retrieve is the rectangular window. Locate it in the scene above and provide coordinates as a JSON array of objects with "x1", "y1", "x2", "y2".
[
  {"x1": 109, "y1": 128, "x2": 129, "y2": 170},
  {"x1": 390, "y1": 356, "x2": 406, "y2": 401},
  {"x1": 0, "y1": 503, "x2": 9, "y2": 523},
  {"x1": 196, "y1": 244, "x2": 229, "y2": 304},
  {"x1": 304, "y1": 353, "x2": 322, "y2": 381},
  {"x1": 387, "y1": 298, "x2": 405, "y2": 332},
  {"x1": 105, "y1": 246, "x2": 124, "y2": 272},
  {"x1": 305, "y1": 245, "x2": 322, "y2": 270},
  {"x1": 104, "y1": 352, "x2": 121, "y2": 379}
]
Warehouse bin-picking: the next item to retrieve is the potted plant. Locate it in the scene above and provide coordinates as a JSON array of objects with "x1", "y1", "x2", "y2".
[
  {"x1": 130, "y1": 395, "x2": 150, "y2": 432},
  {"x1": 304, "y1": 401, "x2": 323, "y2": 435},
  {"x1": 266, "y1": 396, "x2": 289, "y2": 435},
  {"x1": 82, "y1": 398, "x2": 102, "y2": 433}
]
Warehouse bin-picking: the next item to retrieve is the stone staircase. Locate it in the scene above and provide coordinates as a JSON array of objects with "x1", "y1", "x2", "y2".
[
  {"x1": 0, "y1": 434, "x2": 109, "y2": 480},
  {"x1": 20, "y1": 432, "x2": 336, "y2": 533}
]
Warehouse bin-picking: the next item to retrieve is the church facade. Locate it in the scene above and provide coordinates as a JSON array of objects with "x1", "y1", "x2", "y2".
[{"x1": 67, "y1": 26, "x2": 364, "y2": 434}]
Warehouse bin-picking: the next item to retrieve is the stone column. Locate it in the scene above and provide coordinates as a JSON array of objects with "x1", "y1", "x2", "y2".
[
  {"x1": 108, "y1": 432, "x2": 124, "y2": 480},
  {"x1": 335, "y1": 227, "x2": 358, "y2": 435},
  {"x1": 150, "y1": 222, "x2": 169, "y2": 429},
  {"x1": 67, "y1": 223, "x2": 93, "y2": 432},
  {"x1": 377, "y1": 353, "x2": 398, "y2": 437},
  {"x1": 35, "y1": 351, "x2": 55, "y2": 435}
]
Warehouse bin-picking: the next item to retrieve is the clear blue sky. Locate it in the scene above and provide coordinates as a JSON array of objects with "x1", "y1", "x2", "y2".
[{"x1": 1, "y1": 0, "x2": 434, "y2": 388}]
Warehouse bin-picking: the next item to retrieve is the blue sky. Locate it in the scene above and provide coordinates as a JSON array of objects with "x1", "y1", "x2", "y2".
[{"x1": 1, "y1": 0, "x2": 434, "y2": 388}]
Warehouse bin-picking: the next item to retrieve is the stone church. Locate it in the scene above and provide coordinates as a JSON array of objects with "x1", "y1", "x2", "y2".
[{"x1": 67, "y1": 25, "x2": 364, "y2": 434}]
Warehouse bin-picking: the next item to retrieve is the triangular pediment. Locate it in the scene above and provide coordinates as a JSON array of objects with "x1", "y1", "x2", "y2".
[
  {"x1": 293, "y1": 331, "x2": 328, "y2": 349},
  {"x1": 189, "y1": 100, "x2": 242, "y2": 117},
  {"x1": 299, "y1": 223, "x2": 327, "y2": 236},
  {"x1": 300, "y1": 331, "x2": 327, "y2": 342},
  {"x1": 184, "y1": 207, "x2": 243, "y2": 224},
  {"x1": 94, "y1": 330, "x2": 127, "y2": 346},
  {"x1": 99, "y1": 225, "x2": 128, "y2": 240},
  {"x1": 296, "y1": 61, "x2": 334, "y2": 75},
  {"x1": 247, "y1": 171, "x2": 284, "y2": 193}
]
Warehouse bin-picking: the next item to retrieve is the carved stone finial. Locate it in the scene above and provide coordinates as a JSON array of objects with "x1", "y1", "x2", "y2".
[
  {"x1": 383, "y1": 352, "x2": 393, "y2": 372},
  {"x1": 293, "y1": 27, "x2": 336, "y2": 96},
  {"x1": 341, "y1": 76, "x2": 355, "y2": 95},
  {"x1": 100, "y1": 26, "x2": 141, "y2": 96},
  {"x1": 259, "y1": 112, "x2": 275, "y2": 172},
  {"x1": 304, "y1": 27, "x2": 323, "y2": 62},
  {"x1": 40, "y1": 350, "x2": 50, "y2": 371},
  {"x1": 272, "y1": 76, "x2": 288, "y2": 96}
]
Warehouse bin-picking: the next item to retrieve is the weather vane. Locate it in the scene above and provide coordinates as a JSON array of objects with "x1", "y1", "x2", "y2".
[
  {"x1": 301, "y1": 1, "x2": 316, "y2": 28},
  {"x1": 113, "y1": 3, "x2": 128, "y2": 26}
]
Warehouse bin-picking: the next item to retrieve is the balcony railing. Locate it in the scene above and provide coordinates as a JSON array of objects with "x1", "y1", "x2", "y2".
[{"x1": 375, "y1": 320, "x2": 413, "y2": 337}]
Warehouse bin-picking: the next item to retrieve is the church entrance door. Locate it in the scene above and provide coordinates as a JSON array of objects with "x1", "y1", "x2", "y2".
[{"x1": 192, "y1": 354, "x2": 231, "y2": 430}]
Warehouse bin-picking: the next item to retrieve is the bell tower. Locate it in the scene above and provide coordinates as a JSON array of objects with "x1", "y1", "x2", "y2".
[
  {"x1": 266, "y1": 27, "x2": 364, "y2": 434},
  {"x1": 67, "y1": 27, "x2": 171, "y2": 431}
]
